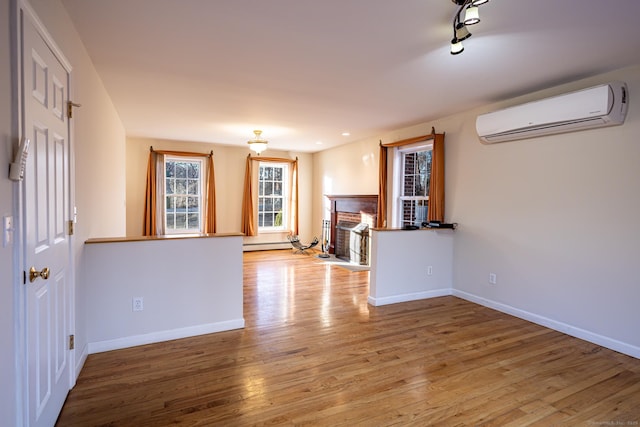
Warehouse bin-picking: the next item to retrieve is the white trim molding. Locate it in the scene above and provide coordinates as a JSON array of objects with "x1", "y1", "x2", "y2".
[
  {"x1": 453, "y1": 289, "x2": 640, "y2": 359},
  {"x1": 368, "y1": 288, "x2": 451, "y2": 307},
  {"x1": 88, "y1": 319, "x2": 246, "y2": 354}
]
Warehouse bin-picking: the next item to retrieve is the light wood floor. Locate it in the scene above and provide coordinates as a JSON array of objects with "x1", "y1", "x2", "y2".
[{"x1": 56, "y1": 250, "x2": 640, "y2": 426}]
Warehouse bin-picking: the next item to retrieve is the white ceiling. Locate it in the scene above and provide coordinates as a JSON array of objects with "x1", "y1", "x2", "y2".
[{"x1": 61, "y1": 0, "x2": 640, "y2": 153}]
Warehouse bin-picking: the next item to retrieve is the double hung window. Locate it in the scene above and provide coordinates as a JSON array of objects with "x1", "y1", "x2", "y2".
[
  {"x1": 258, "y1": 163, "x2": 288, "y2": 231},
  {"x1": 164, "y1": 157, "x2": 203, "y2": 233},
  {"x1": 396, "y1": 145, "x2": 432, "y2": 228}
]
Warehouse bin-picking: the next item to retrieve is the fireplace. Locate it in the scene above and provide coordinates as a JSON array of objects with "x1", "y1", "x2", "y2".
[
  {"x1": 335, "y1": 220, "x2": 357, "y2": 261},
  {"x1": 326, "y1": 195, "x2": 377, "y2": 263},
  {"x1": 334, "y1": 220, "x2": 370, "y2": 264}
]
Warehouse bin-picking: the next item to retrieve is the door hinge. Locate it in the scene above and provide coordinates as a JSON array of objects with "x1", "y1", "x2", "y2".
[
  {"x1": 23, "y1": 270, "x2": 26, "y2": 285},
  {"x1": 68, "y1": 220, "x2": 74, "y2": 236},
  {"x1": 69, "y1": 334, "x2": 75, "y2": 350},
  {"x1": 67, "y1": 101, "x2": 81, "y2": 119}
]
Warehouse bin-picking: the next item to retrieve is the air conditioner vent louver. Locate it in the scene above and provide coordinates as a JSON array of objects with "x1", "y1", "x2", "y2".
[{"x1": 476, "y1": 82, "x2": 628, "y2": 144}]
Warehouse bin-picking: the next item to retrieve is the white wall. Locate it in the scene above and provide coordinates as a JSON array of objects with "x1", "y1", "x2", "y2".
[
  {"x1": 0, "y1": 0, "x2": 18, "y2": 424},
  {"x1": 447, "y1": 66, "x2": 640, "y2": 356},
  {"x1": 84, "y1": 236, "x2": 244, "y2": 353},
  {"x1": 369, "y1": 229, "x2": 454, "y2": 306},
  {"x1": 314, "y1": 65, "x2": 640, "y2": 357}
]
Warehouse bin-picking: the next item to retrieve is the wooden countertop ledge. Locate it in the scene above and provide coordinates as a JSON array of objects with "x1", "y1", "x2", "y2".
[{"x1": 85, "y1": 232, "x2": 244, "y2": 244}]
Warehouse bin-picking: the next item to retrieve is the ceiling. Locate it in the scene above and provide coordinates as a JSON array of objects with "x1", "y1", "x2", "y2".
[{"x1": 60, "y1": 0, "x2": 640, "y2": 153}]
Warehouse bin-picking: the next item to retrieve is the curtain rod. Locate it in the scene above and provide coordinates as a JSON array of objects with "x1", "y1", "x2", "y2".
[
  {"x1": 248, "y1": 155, "x2": 298, "y2": 164},
  {"x1": 149, "y1": 146, "x2": 213, "y2": 157},
  {"x1": 381, "y1": 127, "x2": 444, "y2": 147}
]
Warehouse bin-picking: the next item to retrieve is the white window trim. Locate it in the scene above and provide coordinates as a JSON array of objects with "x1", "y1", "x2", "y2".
[
  {"x1": 258, "y1": 162, "x2": 289, "y2": 232},
  {"x1": 391, "y1": 142, "x2": 433, "y2": 228},
  {"x1": 163, "y1": 156, "x2": 204, "y2": 234}
]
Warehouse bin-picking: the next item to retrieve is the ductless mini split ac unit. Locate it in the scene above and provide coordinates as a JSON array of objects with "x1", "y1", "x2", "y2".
[{"x1": 476, "y1": 82, "x2": 628, "y2": 144}]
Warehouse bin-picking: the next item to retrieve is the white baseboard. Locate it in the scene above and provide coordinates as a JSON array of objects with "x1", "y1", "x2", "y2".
[
  {"x1": 368, "y1": 288, "x2": 452, "y2": 306},
  {"x1": 74, "y1": 343, "x2": 89, "y2": 383},
  {"x1": 453, "y1": 289, "x2": 640, "y2": 359},
  {"x1": 88, "y1": 318, "x2": 245, "y2": 354}
]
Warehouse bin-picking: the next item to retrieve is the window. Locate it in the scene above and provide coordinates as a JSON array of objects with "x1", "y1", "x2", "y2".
[
  {"x1": 241, "y1": 157, "x2": 297, "y2": 238},
  {"x1": 396, "y1": 145, "x2": 432, "y2": 228},
  {"x1": 164, "y1": 157, "x2": 203, "y2": 233},
  {"x1": 258, "y1": 163, "x2": 288, "y2": 231}
]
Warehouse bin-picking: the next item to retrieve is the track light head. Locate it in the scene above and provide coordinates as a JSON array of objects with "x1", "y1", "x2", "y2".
[
  {"x1": 463, "y1": 6, "x2": 480, "y2": 25},
  {"x1": 450, "y1": 38, "x2": 464, "y2": 55},
  {"x1": 455, "y1": 22, "x2": 472, "y2": 41}
]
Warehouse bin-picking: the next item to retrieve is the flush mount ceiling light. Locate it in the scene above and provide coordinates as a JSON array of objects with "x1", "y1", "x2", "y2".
[
  {"x1": 450, "y1": 0, "x2": 489, "y2": 55},
  {"x1": 247, "y1": 130, "x2": 268, "y2": 155}
]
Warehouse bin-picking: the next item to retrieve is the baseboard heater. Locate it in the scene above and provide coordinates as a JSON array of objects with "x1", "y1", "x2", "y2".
[
  {"x1": 243, "y1": 241, "x2": 292, "y2": 252},
  {"x1": 243, "y1": 241, "x2": 290, "y2": 246}
]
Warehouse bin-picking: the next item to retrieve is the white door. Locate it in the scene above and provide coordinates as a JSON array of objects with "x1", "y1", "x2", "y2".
[{"x1": 21, "y1": 6, "x2": 72, "y2": 427}]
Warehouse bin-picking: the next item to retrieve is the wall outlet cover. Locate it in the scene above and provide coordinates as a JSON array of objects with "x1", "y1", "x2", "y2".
[{"x1": 133, "y1": 297, "x2": 144, "y2": 311}]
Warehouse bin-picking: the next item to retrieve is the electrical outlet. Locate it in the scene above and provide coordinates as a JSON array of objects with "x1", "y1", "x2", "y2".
[
  {"x1": 132, "y1": 297, "x2": 144, "y2": 312},
  {"x1": 427, "y1": 266, "x2": 433, "y2": 276},
  {"x1": 489, "y1": 273, "x2": 497, "y2": 285}
]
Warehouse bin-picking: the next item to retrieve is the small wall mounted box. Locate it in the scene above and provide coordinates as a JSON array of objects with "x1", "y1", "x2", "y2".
[{"x1": 422, "y1": 221, "x2": 457, "y2": 229}]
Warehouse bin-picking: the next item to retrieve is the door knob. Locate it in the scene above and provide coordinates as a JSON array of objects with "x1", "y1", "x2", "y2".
[{"x1": 29, "y1": 266, "x2": 50, "y2": 283}]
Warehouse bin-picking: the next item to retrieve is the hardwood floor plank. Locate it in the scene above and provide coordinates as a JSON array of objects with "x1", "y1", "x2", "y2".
[{"x1": 56, "y1": 250, "x2": 640, "y2": 426}]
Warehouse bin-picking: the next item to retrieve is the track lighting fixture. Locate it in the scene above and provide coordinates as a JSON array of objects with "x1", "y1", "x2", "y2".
[
  {"x1": 463, "y1": 6, "x2": 480, "y2": 25},
  {"x1": 455, "y1": 22, "x2": 471, "y2": 42},
  {"x1": 450, "y1": 38, "x2": 464, "y2": 55},
  {"x1": 449, "y1": 0, "x2": 489, "y2": 55}
]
